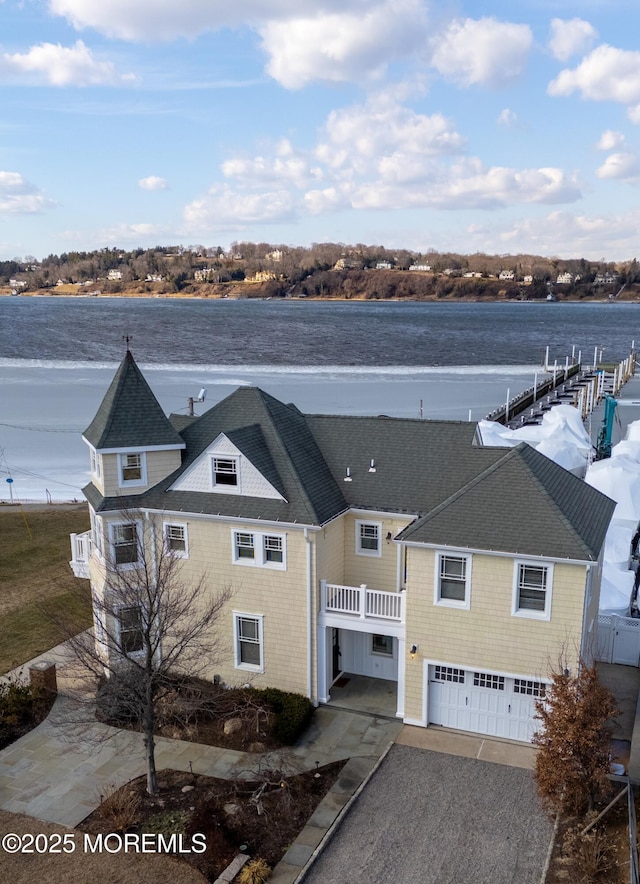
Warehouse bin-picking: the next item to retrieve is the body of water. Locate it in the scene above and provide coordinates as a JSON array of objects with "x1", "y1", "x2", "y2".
[{"x1": 0, "y1": 297, "x2": 638, "y2": 501}]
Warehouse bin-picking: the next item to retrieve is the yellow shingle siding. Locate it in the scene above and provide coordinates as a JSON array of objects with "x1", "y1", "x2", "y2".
[
  {"x1": 163, "y1": 516, "x2": 310, "y2": 694},
  {"x1": 403, "y1": 546, "x2": 589, "y2": 722}
]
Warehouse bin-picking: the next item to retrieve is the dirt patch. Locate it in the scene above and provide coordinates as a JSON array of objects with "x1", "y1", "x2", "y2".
[
  {"x1": 544, "y1": 792, "x2": 631, "y2": 883},
  {"x1": 79, "y1": 762, "x2": 345, "y2": 881}
]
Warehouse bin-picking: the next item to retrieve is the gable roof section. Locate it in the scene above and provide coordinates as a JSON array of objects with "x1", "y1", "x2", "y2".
[
  {"x1": 397, "y1": 442, "x2": 615, "y2": 561},
  {"x1": 122, "y1": 387, "x2": 348, "y2": 525},
  {"x1": 224, "y1": 424, "x2": 286, "y2": 498},
  {"x1": 83, "y1": 351, "x2": 185, "y2": 451}
]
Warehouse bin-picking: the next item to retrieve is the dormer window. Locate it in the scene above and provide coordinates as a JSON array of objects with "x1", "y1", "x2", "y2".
[
  {"x1": 213, "y1": 457, "x2": 238, "y2": 487},
  {"x1": 118, "y1": 452, "x2": 146, "y2": 487},
  {"x1": 90, "y1": 447, "x2": 102, "y2": 481}
]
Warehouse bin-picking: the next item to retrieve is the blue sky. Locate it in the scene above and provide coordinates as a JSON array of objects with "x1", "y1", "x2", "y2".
[{"x1": 2, "y1": 0, "x2": 640, "y2": 261}]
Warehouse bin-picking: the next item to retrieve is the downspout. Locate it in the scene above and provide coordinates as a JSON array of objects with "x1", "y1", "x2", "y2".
[
  {"x1": 304, "y1": 528, "x2": 314, "y2": 704},
  {"x1": 145, "y1": 511, "x2": 160, "y2": 665},
  {"x1": 580, "y1": 562, "x2": 595, "y2": 666}
]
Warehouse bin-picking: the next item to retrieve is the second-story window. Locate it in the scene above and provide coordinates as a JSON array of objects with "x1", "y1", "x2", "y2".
[
  {"x1": 111, "y1": 522, "x2": 140, "y2": 566},
  {"x1": 356, "y1": 521, "x2": 382, "y2": 557},
  {"x1": 119, "y1": 452, "x2": 146, "y2": 486}
]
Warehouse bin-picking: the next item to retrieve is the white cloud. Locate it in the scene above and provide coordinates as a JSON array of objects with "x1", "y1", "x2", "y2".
[
  {"x1": 138, "y1": 176, "x2": 168, "y2": 191},
  {"x1": 0, "y1": 171, "x2": 56, "y2": 214},
  {"x1": 221, "y1": 139, "x2": 322, "y2": 188},
  {"x1": 430, "y1": 18, "x2": 532, "y2": 89},
  {"x1": 497, "y1": 108, "x2": 518, "y2": 128},
  {"x1": 596, "y1": 129, "x2": 624, "y2": 150},
  {"x1": 0, "y1": 41, "x2": 135, "y2": 87},
  {"x1": 471, "y1": 209, "x2": 640, "y2": 261},
  {"x1": 549, "y1": 45, "x2": 640, "y2": 110},
  {"x1": 49, "y1": 0, "x2": 369, "y2": 41},
  {"x1": 349, "y1": 161, "x2": 581, "y2": 211},
  {"x1": 184, "y1": 184, "x2": 297, "y2": 229},
  {"x1": 260, "y1": 0, "x2": 427, "y2": 88},
  {"x1": 316, "y1": 101, "x2": 466, "y2": 179},
  {"x1": 548, "y1": 18, "x2": 597, "y2": 62},
  {"x1": 596, "y1": 151, "x2": 640, "y2": 180}
]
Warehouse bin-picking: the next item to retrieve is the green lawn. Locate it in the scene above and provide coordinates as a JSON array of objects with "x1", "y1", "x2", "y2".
[{"x1": 0, "y1": 506, "x2": 92, "y2": 674}]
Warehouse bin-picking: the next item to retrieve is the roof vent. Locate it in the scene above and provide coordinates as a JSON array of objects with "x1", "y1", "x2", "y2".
[
  {"x1": 368, "y1": 459, "x2": 376, "y2": 473},
  {"x1": 344, "y1": 467, "x2": 353, "y2": 482}
]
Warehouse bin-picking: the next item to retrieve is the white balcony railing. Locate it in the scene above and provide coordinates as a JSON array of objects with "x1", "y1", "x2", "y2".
[
  {"x1": 321, "y1": 581, "x2": 405, "y2": 622},
  {"x1": 70, "y1": 530, "x2": 93, "y2": 579}
]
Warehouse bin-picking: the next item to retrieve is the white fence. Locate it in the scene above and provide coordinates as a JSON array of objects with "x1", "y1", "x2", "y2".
[{"x1": 596, "y1": 614, "x2": 640, "y2": 667}]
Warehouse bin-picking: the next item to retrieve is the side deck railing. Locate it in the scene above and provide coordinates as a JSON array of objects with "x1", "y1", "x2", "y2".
[{"x1": 69, "y1": 530, "x2": 92, "y2": 579}]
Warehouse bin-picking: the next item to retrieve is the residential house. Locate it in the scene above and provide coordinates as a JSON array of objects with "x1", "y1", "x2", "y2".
[
  {"x1": 71, "y1": 352, "x2": 615, "y2": 743},
  {"x1": 499, "y1": 270, "x2": 515, "y2": 281},
  {"x1": 107, "y1": 270, "x2": 123, "y2": 281},
  {"x1": 594, "y1": 272, "x2": 620, "y2": 285},
  {"x1": 409, "y1": 264, "x2": 431, "y2": 272}
]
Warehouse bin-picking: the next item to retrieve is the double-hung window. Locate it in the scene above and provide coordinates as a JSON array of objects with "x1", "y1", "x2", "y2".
[
  {"x1": 435, "y1": 553, "x2": 471, "y2": 609},
  {"x1": 117, "y1": 605, "x2": 144, "y2": 655},
  {"x1": 118, "y1": 452, "x2": 146, "y2": 487},
  {"x1": 111, "y1": 522, "x2": 140, "y2": 566},
  {"x1": 90, "y1": 447, "x2": 102, "y2": 481},
  {"x1": 513, "y1": 561, "x2": 552, "y2": 619},
  {"x1": 234, "y1": 613, "x2": 264, "y2": 671},
  {"x1": 213, "y1": 457, "x2": 238, "y2": 487},
  {"x1": 232, "y1": 530, "x2": 286, "y2": 569},
  {"x1": 356, "y1": 521, "x2": 382, "y2": 557},
  {"x1": 164, "y1": 522, "x2": 188, "y2": 557}
]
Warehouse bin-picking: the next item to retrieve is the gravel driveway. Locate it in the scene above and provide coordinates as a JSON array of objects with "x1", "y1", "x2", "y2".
[{"x1": 303, "y1": 744, "x2": 553, "y2": 884}]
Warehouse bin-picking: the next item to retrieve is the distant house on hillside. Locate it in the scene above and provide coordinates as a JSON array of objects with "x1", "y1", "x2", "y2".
[
  {"x1": 409, "y1": 264, "x2": 431, "y2": 272},
  {"x1": 499, "y1": 270, "x2": 515, "y2": 281},
  {"x1": 194, "y1": 268, "x2": 218, "y2": 282},
  {"x1": 556, "y1": 272, "x2": 574, "y2": 284},
  {"x1": 594, "y1": 272, "x2": 619, "y2": 285},
  {"x1": 376, "y1": 261, "x2": 393, "y2": 270},
  {"x1": 333, "y1": 258, "x2": 362, "y2": 271},
  {"x1": 108, "y1": 270, "x2": 123, "y2": 281}
]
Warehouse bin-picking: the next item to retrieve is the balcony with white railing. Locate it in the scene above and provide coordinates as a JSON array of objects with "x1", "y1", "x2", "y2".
[
  {"x1": 320, "y1": 580, "x2": 405, "y2": 624},
  {"x1": 69, "y1": 530, "x2": 93, "y2": 579}
]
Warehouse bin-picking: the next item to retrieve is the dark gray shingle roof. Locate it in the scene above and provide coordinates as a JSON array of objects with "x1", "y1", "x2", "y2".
[
  {"x1": 397, "y1": 442, "x2": 615, "y2": 561},
  {"x1": 83, "y1": 351, "x2": 184, "y2": 450}
]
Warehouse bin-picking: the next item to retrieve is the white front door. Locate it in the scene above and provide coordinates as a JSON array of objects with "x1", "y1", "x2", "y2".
[{"x1": 428, "y1": 664, "x2": 545, "y2": 742}]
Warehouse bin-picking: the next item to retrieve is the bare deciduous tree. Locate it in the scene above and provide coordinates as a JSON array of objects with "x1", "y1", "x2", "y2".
[{"x1": 63, "y1": 511, "x2": 232, "y2": 795}]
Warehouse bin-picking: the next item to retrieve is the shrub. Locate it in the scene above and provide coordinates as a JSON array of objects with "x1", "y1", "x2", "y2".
[
  {"x1": 238, "y1": 858, "x2": 271, "y2": 884},
  {"x1": 255, "y1": 688, "x2": 314, "y2": 745},
  {"x1": 563, "y1": 819, "x2": 615, "y2": 883},
  {"x1": 0, "y1": 681, "x2": 42, "y2": 749},
  {"x1": 99, "y1": 786, "x2": 141, "y2": 830}
]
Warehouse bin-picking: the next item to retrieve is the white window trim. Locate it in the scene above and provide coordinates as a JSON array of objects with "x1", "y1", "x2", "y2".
[
  {"x1": 90, "y1": 446, "x2": 102, "y2": 481},
  {"x1": 90, "y1": 510, "x2": 104, "y2": 559},
  {"x1": 109, "y1": 520, "x2": 142, "y2": 569},
  {"x1": 115, "y1": 604, "x2": 145, "y2": 659},
  {"x1": 118, "y1": 451, "x2": 147, "y2": 488},
  {"x1": 211, "y1": 455, "x2": 241, "y2": 492},
  {"x1": 355, "y1": 520, "x2": 382, "y2": 558},
  {"x1": 512, "y1": 560, "x2": 553, "y2": 621},
  {"x1": 233, "y1": 612, "x2": 264, "y2": 672},
  {"x1": 163, "y1": 521, "x2": 189, "y2": 558},
  {"x1": 231, "y1": 529, "x2": 287, "y2": 570},
  {"x1": 434, "y1": 552, "x2": 472, "y2": 610}
]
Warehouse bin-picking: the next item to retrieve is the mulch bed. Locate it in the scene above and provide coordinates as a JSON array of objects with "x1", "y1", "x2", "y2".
[{"x1": 79, "y1": 762, "x2": 345, "y2": 881}]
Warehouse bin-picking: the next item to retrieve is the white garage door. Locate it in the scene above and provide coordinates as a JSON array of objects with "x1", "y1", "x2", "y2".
[{"x1": 428, "y1": 664, "x2": 546, "y2": 742}]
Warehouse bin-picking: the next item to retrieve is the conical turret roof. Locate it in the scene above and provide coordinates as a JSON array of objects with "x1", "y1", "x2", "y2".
[{"x1": 83, "y1": 350, "x2": 185, "y2": 451}]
